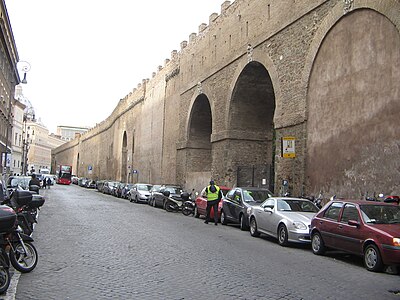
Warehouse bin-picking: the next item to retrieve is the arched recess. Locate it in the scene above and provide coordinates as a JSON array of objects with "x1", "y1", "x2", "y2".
[
  {"x1": 306, "y1": 9, "x2": 400, "y2": 197},
  {"x1": 76, "y1": 153, "x2": 80, "y2": 177},
  {"x1": 185, "y1": 94, "x2": 212, "y2": 188},
  {"x1": 227, "y1": 61, "x2": 276, "y2": 189},
  {"x1": 121, "y1": 131, "x2": 128, "y2": 182}
]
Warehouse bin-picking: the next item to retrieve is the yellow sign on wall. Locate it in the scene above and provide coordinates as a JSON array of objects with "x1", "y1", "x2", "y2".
[{"x1": 282, "y1": 136, "x2": 296, "y2": 158}]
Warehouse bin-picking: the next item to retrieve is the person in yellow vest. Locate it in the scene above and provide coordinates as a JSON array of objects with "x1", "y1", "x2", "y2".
[{"x1": 204, "y1": 180, "x2": 223, "y2": 225}]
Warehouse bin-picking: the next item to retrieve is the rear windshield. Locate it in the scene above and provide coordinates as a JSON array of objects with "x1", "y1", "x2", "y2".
[{"x1": 360, "y1": 204, "x2": 400, "y2": 224}]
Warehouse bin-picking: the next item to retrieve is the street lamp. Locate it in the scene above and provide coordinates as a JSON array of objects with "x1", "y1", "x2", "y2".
[{"x1": 18, "y1": 61, "x2": 31, "y2": 84}]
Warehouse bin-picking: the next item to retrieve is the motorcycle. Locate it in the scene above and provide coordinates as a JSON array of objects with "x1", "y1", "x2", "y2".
[
  {"x1": 4, "y1": 187, "x2": 45, "y2": 236},
  {"x1": 181, "y1": 190, "x2": 197, "y2": 216},
  {"x1": 0, "y1": 192, "x2": 38, "y2": 273}
]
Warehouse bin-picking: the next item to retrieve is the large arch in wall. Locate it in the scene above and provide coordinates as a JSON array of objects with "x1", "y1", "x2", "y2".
[
  {"x1": 225, "y1": 60, "x2": 276, "y2": 190},
  {"x1": 184, "y1": 94, "x2": 213, "y2": 191},
  {"x1": 305, "y1": 7, "x2": 400, "y2": 197},
  {"x1": 121, "y1": 131, "x2": 128, "y2": 182}
]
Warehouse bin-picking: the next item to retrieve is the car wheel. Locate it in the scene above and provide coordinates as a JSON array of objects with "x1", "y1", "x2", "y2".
[
  {"x1": 364, "y1": 244, "x2": 383, "y2": 272},
  {"x1": 194, "y1": 206, "x2": 200, "y2": 218},
  {"x1": 249, "y1": 217, "x2": 260, "y2": 237},
  {"x1": 220, "y1": 210, "x2": 227, "y2": 225},
  {"x1": 239, "y1": 214, "x2": 247, "y2": 231},
  {"x1": 135, "y1": 196, "x2": 138, "y2": 203},
  {"x1": 153, "y1": 198, "x2": 157, "y2": 208},
  {"x1": 311, "y1": 232, "x2": 325, "y2": 255},
  {"x1": 277, "y1": 224, "x2": 289, "y2": 246}
]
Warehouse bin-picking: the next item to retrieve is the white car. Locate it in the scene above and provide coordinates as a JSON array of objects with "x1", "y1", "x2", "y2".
[
  {"x1": 248, "y1": 197, "x2": 319, "y2": 246},
  {"x1": 129, "y1": 183, "x2": 153, "y2": 203}
]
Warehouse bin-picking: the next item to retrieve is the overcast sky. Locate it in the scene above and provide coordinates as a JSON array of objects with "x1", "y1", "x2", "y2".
[{"x1": 5, "y1": 0, "x2": 227, "y2": 133}]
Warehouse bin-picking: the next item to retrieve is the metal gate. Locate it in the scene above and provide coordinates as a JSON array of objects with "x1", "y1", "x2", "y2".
[{"x1": 237, "y1": 164, "x2": 274, "y2": 192}]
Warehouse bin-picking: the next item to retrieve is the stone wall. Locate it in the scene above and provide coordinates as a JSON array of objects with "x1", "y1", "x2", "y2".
[{"x1": 53, "y1": 0, "x2": 400, "y2": 198}]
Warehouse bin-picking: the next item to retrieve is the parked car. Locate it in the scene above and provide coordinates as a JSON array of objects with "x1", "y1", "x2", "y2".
[
  {"x1": 6, "y1": 175, "x2": 31, "y2": 190},
  {"x1": 113, "y1": 182, "x2": 126, "y2": 198},
  {"x1": 129, "y1": 183, "x2": 153, "y2": 203},
  {"x1": 96, "y1": 180, "x2": 105, "y2": 192},
  {"x1": 121, "y1": 183, "x2": 134, "y2": 199},
  {"x1": 103, "y1": 181, "x2": 119, "y2": 195},
  {"x1": 310, "y1": 199, "x2": 400, "y2": 272},
  {"x1": 71, "y1": 176, "x2": 79, "y2": 185},
  {"x1": 249, "y1": 197, "x2": 319, "y2": 246},
  {"x1": 194, "y1": 186, "x2": 231, "y2": 221},
  {"x1": 85, "y1": 179, "x2": 96, "y2": 189},
  {"x1": 221, "y1": 187, "x2": 274, "y2": 230},
  {"x1": 148, "y1": 185, "x2": 162, "y2": 206},
  {"x1": 152, "y1": 185, "x2": 183, "y2": 209}
]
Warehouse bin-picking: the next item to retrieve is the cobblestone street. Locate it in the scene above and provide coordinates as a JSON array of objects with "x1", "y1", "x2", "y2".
[{"x1": 3, "y1": 185, "x2": 399, "y2": 300}]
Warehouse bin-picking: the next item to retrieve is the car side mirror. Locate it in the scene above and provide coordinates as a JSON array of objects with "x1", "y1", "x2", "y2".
[
  {"x1": 264, "y1": 206, "x2": 274, "y2": 212},
  {"x1": 348, "y1": 220, "x2": 359, "y2": 227},
  {"x1": 163, "y1": 191, "x2": 170, "y2": 197}
]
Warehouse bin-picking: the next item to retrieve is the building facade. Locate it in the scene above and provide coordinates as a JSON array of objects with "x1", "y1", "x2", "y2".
[
  {"x1": 53, "y1": 0, "x2": 400, "y2": 198},
  {"x1": 10, "y1": 94, "x2": 24, "y2": 175},
  {"x1": 56, "y1": 125, "x2": 89, "y2": 141},
  {"x1": 26, "y1": 120, "x2": 65, "y2": 174},
  {"x1": 0, "y1": 0, "x2": 20, "y2": 175}
]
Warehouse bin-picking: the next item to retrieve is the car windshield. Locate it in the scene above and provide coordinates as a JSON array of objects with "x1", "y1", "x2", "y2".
[
  {"x1": 165, "y1": 187, "x2": 182, "y2": 194},
  {"x1": 10, "y1": 177, "x2": 31, "y2": 189},
  {"x1": 243, "y1": 190, "x2": 272, "y2": 203},
  {"x1": 360, "y1": 204, "x2": 400, "y2": 224},
  {"x1": 137, "y1": 184, "x2": 152, "y2": 191},
  {"x1": 277, "y1": 199, "x2": 319, "y2": 212}
]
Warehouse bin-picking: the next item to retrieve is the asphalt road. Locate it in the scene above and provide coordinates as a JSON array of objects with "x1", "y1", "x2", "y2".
[{"x1": 3, "y1": 184, "x2": 399, "y2": 300}]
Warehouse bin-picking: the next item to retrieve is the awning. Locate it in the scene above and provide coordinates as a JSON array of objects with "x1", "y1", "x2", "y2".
[{"x1": 0, "y1": 140, "x2": 12, "y2": 151}]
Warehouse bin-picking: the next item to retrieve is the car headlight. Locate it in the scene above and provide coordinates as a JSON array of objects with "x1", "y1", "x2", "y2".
[
  {"x1": 393, "y1": 238, "x2": 400, "y2": 247},
  {"x1": 247, "y1": 207, "x2": 252, "y2": 214},
  {"x1": 293, "y1": 221, "x2": 307, "y2": 230}
]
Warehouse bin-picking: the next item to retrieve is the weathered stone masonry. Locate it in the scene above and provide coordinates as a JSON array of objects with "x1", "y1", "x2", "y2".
[{"x1": 52, "y1": 0, "x2": 400, "y2": 198}]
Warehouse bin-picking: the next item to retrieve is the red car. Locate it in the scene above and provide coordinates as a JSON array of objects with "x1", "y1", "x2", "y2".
[
  {"x1": 194, "y1": 186, "x2": 231, "y2": 221},
  {"x1": 310, "y1": 199, "x2": 400, "y2": 272}
]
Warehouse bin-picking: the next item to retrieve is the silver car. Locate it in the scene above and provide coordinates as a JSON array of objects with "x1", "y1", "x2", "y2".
[
  {"x1": 129, "y1": 183, "x2": 153, "y2": 203},
  {"x1": 248, "y1": 197, "x2": 319, "y2": 246}
]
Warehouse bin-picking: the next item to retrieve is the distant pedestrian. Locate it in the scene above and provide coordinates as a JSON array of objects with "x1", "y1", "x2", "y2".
[
  {"x1": 42, "y1": 178, "x2": 47, "y2": 189},
  {"x1": 47, "y1": 177, "x2": 52, "y2": 189},
  {"x1": 204, "y1": 180, "x2": 223, "y2": 225}
]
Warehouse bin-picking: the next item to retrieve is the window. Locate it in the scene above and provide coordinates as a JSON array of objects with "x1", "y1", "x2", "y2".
[
  {"x1": 340, "y1": 204, "x2": 359, "y2": 223},
  {"x1": 324, "y1": 202, "x2": 343, "y2": 220}
]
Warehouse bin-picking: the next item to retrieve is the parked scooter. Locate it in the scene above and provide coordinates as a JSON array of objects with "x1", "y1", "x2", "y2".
[
  {"x1": 181, "y1": 190, "x2": 197, "y2": 216},
  {"x1": 4, "y1": 187, "x2": 45, "y2": 236},
  {"x1": 0, "y1": 191, "x2": 38, "y2": 273}
]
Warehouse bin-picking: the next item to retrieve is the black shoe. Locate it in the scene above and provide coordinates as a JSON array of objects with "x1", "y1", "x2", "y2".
[
  {"x1": 204, "y1": 221, "x2": 208, "y2": 224},
  {"x1": 214, "y1": 223, "x2": 218, "y2": 226}
]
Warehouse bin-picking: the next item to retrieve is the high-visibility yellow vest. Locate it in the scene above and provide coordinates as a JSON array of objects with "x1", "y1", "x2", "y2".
[{"x1": 206, "y1": 185, "x2": 220, "y2": 201}]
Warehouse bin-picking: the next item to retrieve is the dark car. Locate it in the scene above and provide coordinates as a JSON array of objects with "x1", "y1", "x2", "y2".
[
  {"x1": 85, "y1": 179, "x2": 96, "y2": 189},
  {"x1": 221, "y1": 187, "x2": 274, "y2": 230},
  {"x1": 310, "y1": 199, "x2": 400, "y2": 272},
  {"x1": 148, "y1": 185, "x2": 162, "y2": 206},
  {"x1": 102, "y1": 181, "x2": 119, "y2": 195},
  {"x1": 152, "y1": 185, "x2": 183, "y2": 209},
  {"x1": 194, "y1": 186, "x2": 231, "y2": 221},
  {"x1": 121, "y1": 183, "x2": 134, "y2": 199},
  {"x1": 114, "y1": 182, "x2": 126, "y2": 198}
]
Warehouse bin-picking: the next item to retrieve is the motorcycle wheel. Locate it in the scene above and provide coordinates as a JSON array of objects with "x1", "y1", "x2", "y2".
[
  {"x1": 10, "y1": 241, "x2": 38, "y2": 273},
  {"x1": 0, "y1": 266, "x2": 10, "y2": 294},
  {"x1": 182, "y1": 204, "x2": 192, "y2": 216},
  {"x1": 165, "y1": 201, "x2": 177, "y2": 212}
]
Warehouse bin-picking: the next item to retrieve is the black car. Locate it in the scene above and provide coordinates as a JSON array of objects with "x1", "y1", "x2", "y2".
[
  {"x1": 151, "y1": 185, "x2": 183, "y2": 209},
  {"x1": 221, "y1": 187, "x2": 274, "y2": 230},
  {"x1": 121, "y1": 183, "x2": 134, "y2": 199}
]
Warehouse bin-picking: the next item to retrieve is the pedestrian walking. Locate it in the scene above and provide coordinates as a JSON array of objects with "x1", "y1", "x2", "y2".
[
  {"x1": 42, "y1": 177, "x2": 47, "y2": 189},
  {"x1": 47, "y1": 177, "x2": 52, "y2": 189},
  {"x1": 204, "y1": 180, "x2": 223, "y2": 225}
]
